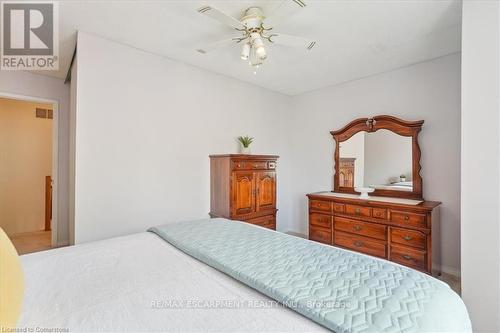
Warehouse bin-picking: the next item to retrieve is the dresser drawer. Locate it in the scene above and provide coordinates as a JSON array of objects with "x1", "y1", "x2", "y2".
[
  {"x1": 309, "y1": 227, "x2": 331, "y2": 245},
  {"x1": 333, "y1": 203, "x2": 345, "y2": 213},
  {"x1": 390, "y1": 244, "x2": 426, "y2": 271},
  {"x1": 334, "y1": 231, "x2": 386, "y2": 258},
  {"x1": 345, "y1": 204, "x2": 371, "y2": 218},
  {"x1": 390, "y1": 227, "x2": 426, "y2": 250},
  {"x1": 246, "y1": 215, "x2": 275, "y2": 230},
  {"x1": 232, "y1": 161, "x2": 247, "y2": 170},
  {"x1": 310, "y1": 213, "x2": 332, "y2": 229},
  {"x1": 334, "y1": 217, "x2": 386, "y2": 240},
  {"x1": 372, "y1": 208, "x2": 387, "y2": 219},
  {"x1": 310, "y1": 200, "x2": 332, "y2": 213},
  {"x1": 233, "y1": 160, "x2": 269, "y2": 170},
  {"x1": 391, "y1": 211, "x2": 427, "y2": 228}
]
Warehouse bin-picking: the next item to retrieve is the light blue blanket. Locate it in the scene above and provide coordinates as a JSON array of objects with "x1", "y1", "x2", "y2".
[{"x1": 149, "y1": 218, "x2": 471, "y2": 333}]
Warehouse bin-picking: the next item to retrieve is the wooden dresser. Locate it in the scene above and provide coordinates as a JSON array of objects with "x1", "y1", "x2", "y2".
[
  {"x1": 209, "y1": 154, "x2": 278, "y2": 230},
  {"x1": 307, "y1": 192, "x2": 440, "y2": 274}
]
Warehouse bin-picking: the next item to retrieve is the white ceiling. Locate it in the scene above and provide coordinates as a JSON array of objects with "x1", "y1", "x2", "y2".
[{"x1": 46, "y1": 0, "x2": 461, "y2": 95}]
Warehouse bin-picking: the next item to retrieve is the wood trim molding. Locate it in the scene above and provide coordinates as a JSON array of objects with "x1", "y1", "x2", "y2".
[
  {"x1": 45, "y1": 176, "x2": 52, "y2": 231},
  {"x1": 331, "y1": 115, "x2": 424, "y2": 200}
]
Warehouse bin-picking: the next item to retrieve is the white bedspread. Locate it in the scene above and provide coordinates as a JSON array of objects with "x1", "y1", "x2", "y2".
[{"x1": 18, "y1": 232, "x2": 328, "y2": 332}]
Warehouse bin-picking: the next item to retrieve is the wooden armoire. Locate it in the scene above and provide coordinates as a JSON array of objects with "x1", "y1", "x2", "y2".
[{"x1": 209, "y1": 154, "x2": 278, "y2": 230}]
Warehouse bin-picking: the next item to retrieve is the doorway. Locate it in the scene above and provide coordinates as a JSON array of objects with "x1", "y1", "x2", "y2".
[{"x1": 0, "y1": 94, "x2": 58, "y2": 254}]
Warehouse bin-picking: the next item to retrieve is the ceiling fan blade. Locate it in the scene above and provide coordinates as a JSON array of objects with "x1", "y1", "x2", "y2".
[
  {"x1": 196, "y1": 38, "x2": 242, "y2": 54},
  {"x1": 268, "y1": 33, "x2": 316, "y2": 50},
  {"x1": 197, "y1": 6, "x2": 245, "y2": 30},
  {"x1": 264, "y1": 0, "x2": 307, "y2": 29}
]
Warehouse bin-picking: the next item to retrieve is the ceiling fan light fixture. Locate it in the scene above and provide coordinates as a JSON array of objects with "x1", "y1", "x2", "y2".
[
  {"x1": 251, "y1": 33, "x2": 264, "y2": 47},
  {"x1": 256, "y1": 45, "x2": 266, "y2": 60},
  {"x1": 250, "y1": 32, "x2": 266, "y2": 60},
  {"x1": 249, "y1": 45, "x2": 263, "y2": 67},
  {"x1": 196, "y1": 3, "x2": 316, "y2": 71},
  {"x1": 240, "y1": 43, "x2": 251, "y2": 60}
]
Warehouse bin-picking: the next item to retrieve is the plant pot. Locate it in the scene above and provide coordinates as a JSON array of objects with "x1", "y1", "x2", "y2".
[{"x1": 240, "y1": 146, "x2": 251, "y2": 154}]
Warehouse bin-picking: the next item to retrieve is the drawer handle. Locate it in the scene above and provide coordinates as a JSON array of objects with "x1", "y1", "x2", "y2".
[
  {"x1": 353, "y1": 240, "x2": 364, "y2": 247},
  {"x1": 253, "y1": 163, "x2": 260, "y2": 168},
  {"x1": 355, "y1": 208, "x2": 361, "y2": 215},
  {"x1": 402, "y1": 255, "x2": 413, "y2": 261},
  {"x1": 353, "y1": 225, "x2": 362, "y2": 231},
  {"x1": 403, "y1": 235, "x2": 413, "y2": 241},
  {"x1": 404, "y1": 215, "x2": 410, "y2": 221}
]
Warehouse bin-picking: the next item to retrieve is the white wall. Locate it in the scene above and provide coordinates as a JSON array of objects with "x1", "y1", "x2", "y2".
[
  {"x1": 69, "y1": 57, "x2": 78, "y2": 245},
  {"x1": 0, "y1": 99, "x2": 53, "y2": 235},
  {"x1": 289, "y1": 53, "x2": 461, "y2": 275},
  {"x1": 461, "y1": 1, "x2": 500, "y2": 331},
  {"x1": 72, "y1": 32, "x2": 292, "y2": 243},
  {"x1": 0, "y1": 71, "x2": 70, "y2": 246}
]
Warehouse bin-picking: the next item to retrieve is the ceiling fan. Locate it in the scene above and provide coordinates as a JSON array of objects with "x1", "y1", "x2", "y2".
[{"x1": 196, "y1": 0, "x2": 316, "y2": 71}]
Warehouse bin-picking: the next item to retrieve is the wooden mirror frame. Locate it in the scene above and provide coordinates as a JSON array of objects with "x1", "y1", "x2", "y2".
[{"x1": 331, "y1": 115, "x2": 424, "y2": 200}]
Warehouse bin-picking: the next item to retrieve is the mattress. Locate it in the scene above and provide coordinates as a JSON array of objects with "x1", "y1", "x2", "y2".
[
  {"x1": 150, "y1": 219, "x2": 471, "y2": 333},
  {"x1": 18, "y1": 231, "x2": 328, "y2": 332}
]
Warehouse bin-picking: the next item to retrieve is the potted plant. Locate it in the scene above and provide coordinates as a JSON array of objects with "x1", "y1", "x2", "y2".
[
  {"x1": 237, "y1": 135, "x2": 254, "y2": 154},
  {"x1": 400, "y1": 174, "x2": 406, "y2": 182}
]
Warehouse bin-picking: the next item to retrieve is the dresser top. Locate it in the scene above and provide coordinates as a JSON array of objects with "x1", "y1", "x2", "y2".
[
  {"x1": 209, "y1": 154, "x2": 279, "y2": 159},
  {"x1": 307, "y1": 191, "x2": 441, "y2": 210}
]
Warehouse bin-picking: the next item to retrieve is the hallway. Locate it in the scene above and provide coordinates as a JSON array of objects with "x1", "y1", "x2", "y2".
[{"x1": 10, "y1": 230, "x2": 52, "y2": 255}]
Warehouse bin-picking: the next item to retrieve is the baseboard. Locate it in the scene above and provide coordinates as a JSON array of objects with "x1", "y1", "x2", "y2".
[
  {"x1": 433, "y1": 262, "x2": 461, "y2": 278},
  {"x1": 56, "y1": 240, "x2": 69, "y2": 247},
  {"x1": 283, "y1": 231, "x2": 307, "y2": 239}
]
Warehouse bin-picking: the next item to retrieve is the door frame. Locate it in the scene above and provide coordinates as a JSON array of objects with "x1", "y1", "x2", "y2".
[{"x1": 0, "y1": 91, "x2": 59, "y2": 247}]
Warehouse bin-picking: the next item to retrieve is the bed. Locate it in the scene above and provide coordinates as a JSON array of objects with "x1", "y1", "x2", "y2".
[
  {"x1": 18, "y1": 218, "x2": 471, "y2": 332},
  {"x1": 370, "y1": 181, "x2": 413, "y2": 192}
]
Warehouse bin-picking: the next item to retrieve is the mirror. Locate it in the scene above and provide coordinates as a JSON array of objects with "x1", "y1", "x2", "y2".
[
  {"x1": 338, "y1": 130, "x2": 413, "y2": 191},
  {"x1": 332, "y1": 115, "x2": 424, "y2": 199}
]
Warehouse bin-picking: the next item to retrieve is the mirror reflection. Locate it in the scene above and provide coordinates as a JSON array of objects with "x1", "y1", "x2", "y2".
[{"x1": 338, "y1": 129, "x2": 413, "y2": 191}]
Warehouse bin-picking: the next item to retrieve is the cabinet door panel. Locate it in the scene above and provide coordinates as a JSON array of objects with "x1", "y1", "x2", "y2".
[
  {"x1": 256, "y1": 171, "x2": 276, "y2": 212},
  {"x1": 232, "y1": 172, "x2": 255, "y2": 216}
]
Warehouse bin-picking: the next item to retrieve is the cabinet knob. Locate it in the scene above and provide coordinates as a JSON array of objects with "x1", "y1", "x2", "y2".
[
  {"x1": 403, "y1": 235, "x2": 413, "y2": 241},
  {"x1": 404, "y1": 215, "x2": 410, "y2": 221},
  {"x1": 355, "y1": 208, "x2": 361, "y2": 215},
  {"x1": 353, "y1": 240, "x2": 364, "y2": 247},
  {"x1": 402, "y1": 255, "x2": 412, "y2": 260},
  {"x1": 354, "y1": 225, "x2": 362, "y2": 231}
]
